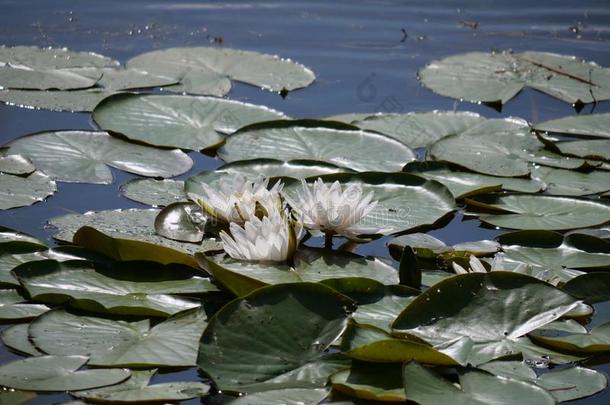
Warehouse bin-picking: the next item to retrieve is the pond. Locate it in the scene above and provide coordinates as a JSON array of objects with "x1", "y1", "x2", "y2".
[{"x1": 0, "y1": 0, "x2": 610, "y2": 403}]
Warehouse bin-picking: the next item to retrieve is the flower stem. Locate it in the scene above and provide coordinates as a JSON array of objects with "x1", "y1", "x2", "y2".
[{"x1": 324, "y1": 232, "x2": 333, "y2": 249}]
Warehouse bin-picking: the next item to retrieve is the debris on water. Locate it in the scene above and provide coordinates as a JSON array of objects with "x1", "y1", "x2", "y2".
[
  {"x1": 400, "y1": 28, "x2": 408, "y2": 42},
  {"x1": 459, "y1": 20, "x2": 479, "y2": 29}
]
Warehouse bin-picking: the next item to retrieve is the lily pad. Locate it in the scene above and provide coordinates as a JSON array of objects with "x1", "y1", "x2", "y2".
[
  {"x1": 470, "y1": 195, "x2": 610, "y2": 230},
  {"x1": 0, "y1": 289, "x2": 50, "y2": 320},
  {"x1": 30, "y1": 308, "x2": 208, "y2": 367},
  {"x1": 13, "y1": 259, "x2": 211, "y2": 316},
  {"x1": 96, "y1": 67, "x2": 180, "y2": 91},
  {"x1": 0, "y1": 355, "x2": 130, "y2": 391},
  {"x1": 388, "y1": 233, "x2": 499, "y2": 261},
  {"x1": 392, "y1": 272, "x2": 583, "y2": 365},
  {"x1": 402, "y1": 362, "x2": 555, "y2": 405},
  {"x1": 0, "y1": 154, "x2": 35, "y2": 175},
  {"x1": 530, "y1": 321, "x2": 610, "y2": 353},
  {"x1": 0, "y1": 226, "x2": 46, "y2": 246},
  {"x1": 127, "y1": 47, "x2": 315, "y2": 96},
  {"x1": 0, "y1": 66, "x2": 101, "y2": 91},
  {"x1": 534, "y1": 113, "x2": 610, "y2": 139},
  {"x1": 219, "y1": 120, "x2": 415, "y2": 172},
  {"x1": 1, "y1": 324, "x2": 43, "y2": 356},
  {"x1": 531, "y1": 165, "x2": 610, "y2": 196},
  {"x1": 351, "y1": 285, "x2": 419, "y2": 333},
  {"x1": 229, "y1": 388, "x2": 329, "y2": 405},
  {"x1": 283, "y1": 172, "x2": 456, "y2": 234},
  {"x1": 330, "y1": 111, "x2": 486, "y2": 148},
  {"x1": 0, "y1": 45, "x2": 119, "y2": 69},
  {"x1": 331, "y1": 362, "x2": 405, "y2": 402},
  {"x1": 0, "y1": 88, "x2": 113, "y2": 112},
  {"x1": 197, "y1": 283, "x2": 352, "y2": 393},
  {"x1": 8, "y1": 130, "x2": 192, "y2": 184},
  {"x1": 419, "y1": 51, "x2": 610, "y2": 105},
  {"x1": 555, "y1": 139, "x2": 610, "y2": 161},
  {"x1": 429, "y1": 118, "x2": 589, "y2": 177},
  {"x1": 93, "y1": 93, "x2": 286, "y2": 151},
  {"x1": 563, "y1": 273, "x2": 610, "y2": 303},
  {"x1": 49, "y1": 208, "x2": 221, "y2": 267},
  {"x1": 0, "y1": 171, "x2": 57, "y2": 210},
  {"x1": 403, "y1": 162, "x2": 544, "y2": 199},
  {"x1": 120, "y1": 178, "x2": 186, "y2": 207},
  {"x1": 72, "y1": 369, "x2": 210, "y2": 403}
]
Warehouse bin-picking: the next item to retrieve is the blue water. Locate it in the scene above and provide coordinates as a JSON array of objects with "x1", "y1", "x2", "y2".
[{"x1": 1, "y1": 0, "x2": 610, "y2": 403}]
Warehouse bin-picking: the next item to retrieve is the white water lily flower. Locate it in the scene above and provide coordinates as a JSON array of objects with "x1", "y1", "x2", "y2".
[
  {"x1": 452, "y1": 254, "x2": 562, "y2": 285},
  {"x1": 284, "y1": 178, "x2": 383, "y2": 238},
  {"x1": 191, "y1": 174, "x2": 282, "y2": 225},
  {"x1": 219, "y1": 208, "x2": 301, "y2": 262}
]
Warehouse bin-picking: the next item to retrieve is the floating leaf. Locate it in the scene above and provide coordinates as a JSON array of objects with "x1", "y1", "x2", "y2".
[
  {"x1": 8, "y1": 130, "x2": 192, "y2": 184},
  {"x1": 1, "y1": 324, "x2": 43, "y2": 356},
  {"x1": 0, "y1": 226, "x2": 46, "y2": 246},
  {"x1": 331, "y1": 362, "x2": 405, "y2": 402},
  {"x1": 388, "y1": 233, "x2": 499, "y2": 261},
  {"x1": 0, "y1": 66, "x2": 101, "y2": 90},
  {"x1": 0, "y1": 289, "x2": 50, "y2": 320},
  {"x1": 0, "y1": 45, "x2": 119, "y2": 69},
  {"x1": 429, "y1": 118, "x2": 589, "y2": 177},
  {"x1": 0, "y1": 88, "x2": 113, "y2": 112},
  {"x1": 531, "y1": 165, "x2": 610, "y2": 196},
  {"x1": 229, "y1": 387, "x2": 329, "y2": 405},
  {"x1": 351, "y1": 285, "x2": 419, "y2": 333},
  {"x1": 403, "y1": 162, "x2": 544, "y2": 199},
  {"x1": 71, "y1": 369, "x2": 210, "y2": 403},
  {"x1": 96, "y1": 67, "x2": 180, "y2": 91},
  {"x1": 419, "y1": 51, "x2": 610, "y2": 105},
  {"x1": 470, "y1": 195, "x2": 610, "y2": 230},
  {"x1": 31, "y1": 308, "x2": 208, "y2": 367},
  {"x1": 330, "y1": 111, "x2": 485, "y2": 148},
  {"x1": 219, "y1": 120, "x2": 415, "y2": 172},
  {"x1": 534, "y1": 113, "x2": 610, "y2": 139},
  {"x1": 13, "y1": 260, "x2": 211, "y2": 316},
  {"x1": 0, "y1": 171, "x2": 56, "y2": 210},
  {"x1": 530, "y1": 321, "x2": 610, "y2": 354},
  {"x1": 0, "y1": 154, "x2": 35, "y2": 175},
  {"x1": 197, "y1": 283, "x2": 352, "y2": 393},
  {"x1": 93, "y1": 93, "x2": 286, "y2": 151},
  {"x1": 127, "y1": 47, "x2": 315, "y2": 96},
  {"x1": 283, "y1": 172, "x2": 455, "y2": 234},
  {"x1": 392, "y1": 272, "x2": 584, "y2": 365},
  {"x1": 563, "y1": 273, "x2": 610, "y2": 303},
  {"x1": 554, "y1": 139, "x2": 610, "y2": 161},
  {"x1": 120, "y1": 178, "x2": 186, "y2": 207},
  {"x1": 0, "y1": 355, "x2": 129, "y2": 391},
  {"x1": 402, "y1": 362, "x2": 555, "y2": 405},
  {"x1": 49, "y1": 208, "x2": 221, "y2": 267}
]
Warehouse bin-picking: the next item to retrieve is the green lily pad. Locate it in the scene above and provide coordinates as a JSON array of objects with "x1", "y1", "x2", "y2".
[
  {"x1": 330, "y1": 111, "x2": 486, "y2": 148},
  {"x1": 0, "y1": 289, "x2": 50, "y2": 320},
  {"x1": 531, "y1": 165, "x2": 610, "y2": 196},
  {"x1": 388, "y1": 233, "x2": 499, "y2": 261},
  {"x1": 96, "y1": 67, "x2": 180, "y2": 91},
  {"x1": 0, "y1": 154, "x2": 35, "y2": 175},
  {"x1": 0, "y1": 66, "x2": 101, "y2": 90},
  {"x1": 0, "y1": 355, "x2": 130, "y2": 391},
  {"x1": 429, "y1": 118, "x2": 589, "y2": 177},
  {"x1": 282, "y1": 172, "x2": 455, "y2": 234},
  {"x1": 403, "y1": 162, "x2": 544, "y2": 198},
  {"x1": 534, "y1": 113, "x2": 610, "y2": 139},
  {"x1": 8, "y1": 130, "x2": 192, "y2": 184},
  {"x1": 402, "y1": 362, "x2": 555, "y2": 405},
  {"x1": 127, "y1": 47, "x2": 315, "y2": 96},
  {"x1": 229, "y1": 388, "x2": 329, "y2": 405},
  {"x1": 563, "y1": 273, "x2": 610, "y2": 303},
  {"x1": 499, "y1": 231, "x2": 610, "y2": 273},
  {"x1": 0, "y1": 45, "x2": 119, "y2": 69},
  {"x1": 197, "y1": 248, "x2": 399, "y2": 297},
  {"x1": 49, "y1": 208, "x2": 221, "y2": 267},
  {"x1": 93, "y1": 93, "x2": 286, "y2": 151},
  {"x1": 392, "y1": 272, "x2": 583, "y2": 365},
  {"x1": 0, "y1": 226, "x2": 46, "y2": 246},
  {"x1": 351, "y1": 285, "x2": 419, "y2": 333},
  {"x1": 470, "y1": 195, "x2": 610, "y2": 230},
  {"x1": 0, "y1": 390, "x2": 36, "y2": 405},
  {"x1": 419, "y1": 51, "x2": 610, "y2": 105},
  {"x1": 530, "y1": 321, "x2": 610, "y2": 353},
  {"x1": 13, "y1": 259, "x2": 211, "y2": 316},
  {"x1": 219, "y1": 120, "x2": 415, "y2": 172},
  {"x1": 120, "y1": 178, "x2": 186, "y2": 207},
  {"x1": 555, "y1": 139, "x2": 610, "y2": 161},
  {"x1": 0, "y1": 171, "x2": 56, "y2": 210},
  {"x1": 331, "y1": 362, "x2": 405, "y2": 402},
  {"x1": 197, "y1": 283, "x2": 352, "y2": 393},
  {"x1": 480, "y1": 361, "x2": 607, "y2": 402},
  {"x1": 31, "y1": 308, "x2": 208, "y2": 367},
  {"x1": 341, "y1": 322, "x2": 466, "y2": 365},
  {"x1": 0, "y1": 88, "x2": 113, "y2": 112},
  {"x1": 72, "y1": 369, "x2": 210, "y2": 403},
  {"x1": 1, "y1": 324, "x2": 43, "y2": 356}
]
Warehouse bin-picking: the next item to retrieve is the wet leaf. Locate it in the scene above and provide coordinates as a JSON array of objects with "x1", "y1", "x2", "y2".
[
  {"x1": 0, "y1": 171, "x2": 56, "y2": 210},
  {"x1": 331, "y1": 362, "x2": 405, "y2": 402},
  {"x1": 120, "y1": 178, "x2": 186, "y2": 207}
]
